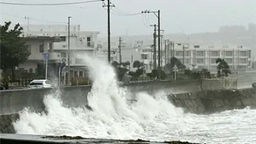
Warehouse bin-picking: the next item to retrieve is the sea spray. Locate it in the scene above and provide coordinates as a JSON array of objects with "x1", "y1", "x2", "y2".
[{"x1": 13, "y1": 54, "x2": 256, "y2": 143}]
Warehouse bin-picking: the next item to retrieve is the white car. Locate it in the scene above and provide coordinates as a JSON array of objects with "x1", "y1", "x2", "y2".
[{"x1": 28, "y1": 79, "x2": 52, "y2": 89}]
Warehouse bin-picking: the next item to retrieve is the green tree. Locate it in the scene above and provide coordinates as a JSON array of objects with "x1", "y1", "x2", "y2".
[
  {"x1": 185, "y1": 68, "x2": 211, "y2": 79},
  {"x1": 164, "y1": 57, "x2": 186, "y2": 73},
  {"x1": 111, "y1": 61, "x2": 119, "y2": 68},
  {"x1": 216, "y1": 58, "x2": 231, "y2": 77},
  {"x1": 0, "y1": 21, "x2": 30, "y2": 81},
  {"x1": 200, "y1": 68, "x2": 211, "y2": 79},
  {"x1": 111, "y1": 61, "x2": 129, "y2": 81},
  {"x1": 133, "y1": 60, "x2": 143, "y2": 69},
  {"x1": 120, "y1": 61, "x2": 130, "y2": 69}
]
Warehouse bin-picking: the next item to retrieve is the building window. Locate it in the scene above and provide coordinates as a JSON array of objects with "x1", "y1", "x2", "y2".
[
  {"x1": 194, "y1": 45, "x2": 200, "y2": 48},
  {"x1": 211, "y1": 58, "x2": 217, "y2": 64},
  {"x1": 60, "y1": 36, "x2": 66, "y2": 41},
  {"x1": 225, "y1": 58, "x2": 233, "y2": 64},
  {"x1": 61, "y1": 52, "x2": 66, "y2": 57},
  {"x1": 225, "y1": 51, "x2": 233, "y2": 56},
  {"x1": 196, "y1": 58, "x2": 204, "y2": 64},
  {"x1": 79, "y1": 71, "x2": 83, "y2": 77},
  {"x1": 87, "y1": 37, "x2": 91, "y2": 47},
  {"x1": 74, "y1": 71, "x2": 78, "y2": 77},
  {"x1": 48, "y1": 43, "x2": 53, "y2": 52},
  {"x1": 211, "y1": 51, "x2": 218, "y2": 56},
  {"x1": 76, "y1": 58, "x2": 83, "y2": 64},
  {"x1": 142, "y1": 49, "x2": 151, "y2": 52},
  {"x1": 175, "y1": 51, "x2": 183, "y2": 56},
  {"x1": 141, "y1": 54, "x2": 148, "y2": 60},
  {"x1": 239, "y1": 58, "x2": 247, "y2": 63},
  {"x1": 186, "y1": 51, "x2": 190, "y2": 56},
  {"x1": 239, "y1": 51, "x2": 246, "y2": 56},
  {"x1": 196, "y1": 51, "x2": 204, "y2": 56},
  {"x1": 39, "y1": 44, "x2": 44, "y2": 53}
]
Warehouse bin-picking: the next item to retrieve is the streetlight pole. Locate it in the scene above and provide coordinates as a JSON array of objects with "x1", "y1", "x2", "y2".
[{"x1": 67, "y1": 16, "x2": 71, "y2": 86}]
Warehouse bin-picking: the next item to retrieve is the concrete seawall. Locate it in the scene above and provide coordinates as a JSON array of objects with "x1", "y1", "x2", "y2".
[
  {"x1": 0, "y1": 80, "x2": 202, "y2": 133},
  {"x1": 0, "y1": 80, "x2": 201, "y2": 116},
  {"x1": 169, "y1": 88, "x2": 256, "y2": 114},
  {"x1": 0, "y1": 79, "x2": 254, "y2": 134}
]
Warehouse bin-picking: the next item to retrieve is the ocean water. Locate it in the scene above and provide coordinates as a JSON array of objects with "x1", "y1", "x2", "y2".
[{"x1": 13, "y1": 54, "x2": 256, "y2": 144}]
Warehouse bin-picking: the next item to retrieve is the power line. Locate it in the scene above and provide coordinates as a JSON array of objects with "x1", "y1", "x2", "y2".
[
  {"x1": 113, "y1": 7, "x2": 141, "y2": 16},
  {"x1": 102, "y1": 6, "x2": 141, "y2": 16},
  {"x1": 1, "y1": 12, "x2": 67, "y2": 24},
  {"x1": 0, "y1": 0, "x2": 102, "y2": 6},
  {"x1": 111, "y1": 10, "x2": 141, "y2": 16}
]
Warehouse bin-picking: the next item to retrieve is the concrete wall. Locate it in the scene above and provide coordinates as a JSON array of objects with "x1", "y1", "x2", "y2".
[
  {"x1": 202, "y1": 78, "x2": 238, "y2": 90},
  {"x1": 0, "y1": 80, "x2": 202, "y2": 116},
  {"x1": 0, "y1": 86, "x2": 91, "y2": 116},
  {"x1": 169, "y1": 88, "x2": 256, "y2": 114},
  {"x1": 126, "y1": 80, "x2": 202, "y2": 95}
]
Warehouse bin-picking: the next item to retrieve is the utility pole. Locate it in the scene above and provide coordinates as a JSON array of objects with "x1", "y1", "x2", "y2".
[
  {"x1": 150, "y1": 24, "x2": 157, "y2": 70},
  {"x1": 172, "y1": 41, "x2": 175, "y2": 57},
  {"x1": 118, "y1": 37, "x2": 122, "y2": 64},
  {"x1": 183, "y1": 44, "x2": 185, "y2": 64},
  {"x1": 157, "y1": 10, "x2": 161, "y2": 79},
  {"x1": 67, "y1": 16, "x2": 71, "y2": 86},
  {"x1": 164, "y1": 40, "x2": 167, "y2": 65},
  {"x1": 103, "y1": 1, "x2": 115, "y2": 63},
  {"x1": 167, "y1": 40, "x2": 170, "y2": 63},
  {"x1": 142, "y1": 9, "x2": 161, "y2": 79}
]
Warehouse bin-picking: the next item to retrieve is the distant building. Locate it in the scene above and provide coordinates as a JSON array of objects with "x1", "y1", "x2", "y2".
[
  {"x1": 172, "y1": 43, "x2": 252, "y2": 71},
  {"x1": 96, "y1": 41, "x2": 119, "y2": 62},
  {"x1": 117, "y1": 44, "x2": 154, "y2": 73},
  {"x1": 20, "y1": 24, "x2": 100, "y2": 81}
]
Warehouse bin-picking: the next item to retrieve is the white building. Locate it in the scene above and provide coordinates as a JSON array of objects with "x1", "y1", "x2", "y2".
[
  {"x1": 96, "y1": 41, "x2": 119, "y2": 62},
  {"x1": 20, "y1": 24, "x2": 100, "y2": 79},
  {"x1": 19, "y1": 36, "x2": 61, "y2": 76},
  {"x1": 172, "y1": 43, "x2": 252, "y2": 71},
  {"x1": 116, "y1": 45, "x2": 154, "y2": 73}
]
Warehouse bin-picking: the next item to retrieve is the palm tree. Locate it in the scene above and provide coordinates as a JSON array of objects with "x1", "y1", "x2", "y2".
[{"x1": 216, "y1": 58, "x2": 231, "y2": 77}]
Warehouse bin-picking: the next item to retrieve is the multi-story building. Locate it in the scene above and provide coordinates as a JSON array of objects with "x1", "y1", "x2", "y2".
[
  {"x1": 172, "y1": 43, "x2": 252, "y2": 71},
  {"x1": 116, "y1": 44, "x2": 154, "y2": 73},
  {"x1": 20, "y1": 24, "x2": 100, "y2": 80},
  {"x1": 19, "y1": 36, "x2": 62, "y2": 77}
]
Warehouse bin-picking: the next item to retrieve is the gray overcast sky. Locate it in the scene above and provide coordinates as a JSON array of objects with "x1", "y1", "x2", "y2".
[{"x1": 0, "y1": 0, "x2": 255, "y2": 37}]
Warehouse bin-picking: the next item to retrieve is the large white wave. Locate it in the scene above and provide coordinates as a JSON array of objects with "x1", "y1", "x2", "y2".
[{"x1": 13, "y1": 54, "x2": 256, "y2": 144}]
